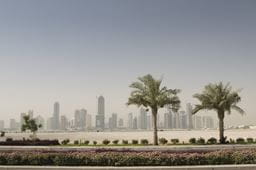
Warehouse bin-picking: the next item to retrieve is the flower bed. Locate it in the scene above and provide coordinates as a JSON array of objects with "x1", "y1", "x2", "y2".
[{"x1": 0, "y1": 149, "x2": 255, "y2": 166}]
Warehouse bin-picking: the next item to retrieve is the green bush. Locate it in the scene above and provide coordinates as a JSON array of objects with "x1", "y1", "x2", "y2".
[
  {"x1": 207, "y1": 137, "x2": 217, "y2": 144},
  {"x1": 61, "y1": 139, "x2": 70, "y2": 145},
  {"x1": 197, "y1": 137, "x2": 205, "y2": 145},
  {"x1": 247, "y1": 138, "x2": 254, "y2": 143},
  {"x1": 74, "y1": 140, "x2": 79, "y2": 145},
  {"x1": 132, "y1": 140, "x2": 138, "y2": 145},
  {"x1": 140, "y1": 139, "x2": 149, "y2": 145},
  {"x1": 6, "y1": 137, "x2": 13, "y2": 142},
  {"x1": 0, "y1": 131, "x2": 5, "y2": 137},
  {"x1": 102, "y1": 139, "x2": 110, "y2": 145},
  {"x1": 170, "y1": 139, "x2": 179, "y2": 144},
  {"x1": 112, "y1": 140, "x2": 119, "y2": 145},
  {"x1": 93, "y1": 141, "x2": 97, "y2": 145},
  {"x1": 229, "y1": 138, "x2": 235, "y2": 144},
  {"x1": 83, "y1": 140, "x2": 90, "y2": 145},
  {"x1": 189, "y1": 138, "x2": 196, "y2": 144},
  {"x1": 236, "y1": 138, "x2": 245, "y2": 144},
  {"x1": 122, "y1": 140, "x2": 129, "y2": 145},
  {"x1": 159, "y1": 138, "x2": 168, "y2": 145}
]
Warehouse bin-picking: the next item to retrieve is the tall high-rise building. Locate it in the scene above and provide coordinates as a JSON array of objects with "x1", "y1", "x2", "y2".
[
  {"x1": 109, "y1": 113, "x2": 117, "y2": 129},
  {"x1": 60, "y1": 115, "x2": 68, "y2": 130},
  {"x1": 96, "y1": 96, "x2": 105, "y2": 129},
  {"x1": 53, "y1": 102, "x2": 60, "y2": 130},
  {"x1": 139, "y1": 108, "x2": 147, "y2": 129},
  {"x1": 147, "y1": 114, "x2": 152, "y2": 130},
  {"x1": 180, "y1": 111, "x2": 187, "y2": 129},
  {"x1": 74, "y1": 109, "x2": 87, "y2": 130},
  {"x1": 46, "y1": 117, "x2": 54, "y2": 130},
  {"x1": 194, "y1": 116, "x2": 202, "y2": 129},
  {"x1": 186, "y1": 103, "x2": 193, "y2": 130},
  {"x1": 132, "y1": 117, "x2": 138, "y2": 129},
  {"x1": 202, "y1": 116, "x2": 214, "y2": 129},
  {"x1": 118, "y1": 118, "x2": 124, "y2": 127},
  {"x1": 127, "y1": 113, "x2": 133, "y2": 129},
  {"x1": 85, "y1": 114, "x2": 92, "y2": 129},
  {"x1": 10, "y1": 119, "x2": 19, "y2": 131},
  {"x1": 164, "y1": 112, "x2": 172, "y2": 129},
  {"x1": 0, "y1": 120, "x2": 4, "y2": 130}
]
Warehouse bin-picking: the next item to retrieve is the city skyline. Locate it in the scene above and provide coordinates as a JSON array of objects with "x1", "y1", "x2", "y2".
[
  {"x1": 1, "y1": 100, "x2": 216, "y2": 131},
  {"x1": 0, "y1": 0, "x2": 255, "y2": 126}
]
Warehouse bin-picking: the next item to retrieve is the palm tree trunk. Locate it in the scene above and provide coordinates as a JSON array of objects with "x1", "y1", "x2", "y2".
[
  {"x1": 218, "y1": 111, "x2": 225, "y2": 144},
  {"x1": 152, "y1": 108, "x2": 158, "y2": 145}
]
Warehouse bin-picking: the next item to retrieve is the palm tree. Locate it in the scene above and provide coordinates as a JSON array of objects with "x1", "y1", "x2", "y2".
[
  {"x1": 193, "y1": 82, "x2": 244, "y2": 144},
  {"x1": 127, "y1": 74, "x2": 181, "y2": 145}
]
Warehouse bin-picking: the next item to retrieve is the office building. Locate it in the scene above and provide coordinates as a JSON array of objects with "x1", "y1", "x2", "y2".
[
  {"x1": 52, "y1": 102, "x2": 60, "y2": 130},
  {"x1": 186, "y1": 103, "x2": 193, "y2": 130},
  {"x1": 96, "y1": 96, "x2": 105, "y2": 129}
]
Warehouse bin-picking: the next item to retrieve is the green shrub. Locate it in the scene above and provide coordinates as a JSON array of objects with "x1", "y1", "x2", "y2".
[
  {"x1": 93, "y1": 141, "x2": 97, "y2": 145},
  {"x1": 140, "y1": 139, "x2": 149, "y2": 145},
  {"x1": 112, "y1": 140, "x2": 119, "y2": 145},
  {"x1": 229, "y1": 138, "x2": 235, "y2": 144},
  {"x1": 132, "y1": 140, "x2": 138, "y2": 145},
  {"x1": 74, "y1": 140, "x2": 79, "y2": 145},
  {"x1": 189, "y1": 138, "x2": 196, "y2": 144},
  {"x1": 170, "y1": 139, "x2": 179, "y2": 144},
  {"x1": 247, "y1": 138, "x2": 254, "y2": 143},
  {"x1": 236, "y1": 138, "x2": 245, "y2": 144},
  {"x1": 102, "y1": 139, "x2": 110, "y2": 145},
  {"x1": 83, "y1": 140, "x2": 90, "y2": 145},
  {"x1": 159, "y1": 138, "x2": 168, "y2": 145},
  {"x1": 61, "y1": 139, "x2": 70, "y2": 145},
  {"x1": 122, "y1": 140, "x2": 129, "y2": 145},
  {"x1": 6, "y1": 137, "x2": 13, "y2": 142},
  {"x1": 207, "y1": 137, "x2": 217, "y2": 144},
  {"x1": 197, "y1": 137, "x2": 205, "y2": 145},
  {"x1": 0, "y1": 131, "x2": 5, "y2": 137}
]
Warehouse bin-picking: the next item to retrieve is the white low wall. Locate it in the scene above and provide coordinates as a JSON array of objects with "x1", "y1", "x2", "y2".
[{"x1": 0, "y1": 165, "x2": 256, "y2": 170}]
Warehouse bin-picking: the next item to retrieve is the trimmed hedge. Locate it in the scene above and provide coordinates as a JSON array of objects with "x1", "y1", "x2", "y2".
[
  {"x1": 0, "y1": 139, "x2": 59, "y2": 146},
  {"x1": 0, "y1": 149, "x2": 256, "y2": 166}
]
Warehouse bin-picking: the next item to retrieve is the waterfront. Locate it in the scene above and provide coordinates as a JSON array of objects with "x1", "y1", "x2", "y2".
[{"x1": 6, "y1": 129, "x2": 256, "y2": 143}]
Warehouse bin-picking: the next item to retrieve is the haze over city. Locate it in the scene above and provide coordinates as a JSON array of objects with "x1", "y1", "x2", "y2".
[{"x1": 0, "y1": 0, "x2": 256, "y2": 126}]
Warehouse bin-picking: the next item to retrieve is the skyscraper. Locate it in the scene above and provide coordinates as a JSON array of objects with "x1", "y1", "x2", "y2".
[
  {"x1": 74, "y1": 109, "x2": 87, "y2": 130},
  {"x1": 180, "y1": 111, "x2": 188, "y2": 129},
  {"x1": 60, "y1": 115, "x2": 68, "y2": 130},
  {"x1": 53, "y1": 102, "x2": 60, "y2": 130},
  {"x1": 85, "y1": 114, "x2": 92, "y2": 129},
  {"x1": 118, "y1": 118, "x2": 124, "y2": 128},
  {"x1": 127, "y1": 113, "x2": 133, "y2": 129},
  {"x1": 96, "y1": 96, "x2": 105, "y2": 129},
  {"x1": 109, "y1": 113, "x2": 117, "y2": 129},
  {"x1": 186, "y1": 103, "x2": 193, "y2": 130},
  {"x1": 139, "y1": 108, "x2": 147, "y2": 129}
]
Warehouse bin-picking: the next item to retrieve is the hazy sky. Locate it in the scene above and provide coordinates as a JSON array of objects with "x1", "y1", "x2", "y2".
[{"x1": 0, "y1": 0, "x2": 256, "y2": 126}]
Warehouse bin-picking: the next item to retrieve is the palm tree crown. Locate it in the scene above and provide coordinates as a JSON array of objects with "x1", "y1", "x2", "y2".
[
  {"x1": 127, "y1": 74, "x2": 180, "y2": 112},
  {"x1": 193, "y1": 82, "x2": 244, "y2": 116}
]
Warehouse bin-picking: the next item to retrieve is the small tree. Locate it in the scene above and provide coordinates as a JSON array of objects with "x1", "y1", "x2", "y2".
[{"x1": 21, "y1": 115, "x2": 42, "y2": 139}]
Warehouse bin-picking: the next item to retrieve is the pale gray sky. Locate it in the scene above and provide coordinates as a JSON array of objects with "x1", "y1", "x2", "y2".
[{"x1": 0, "y1": 0, "x2": 255, "y2": 126}]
